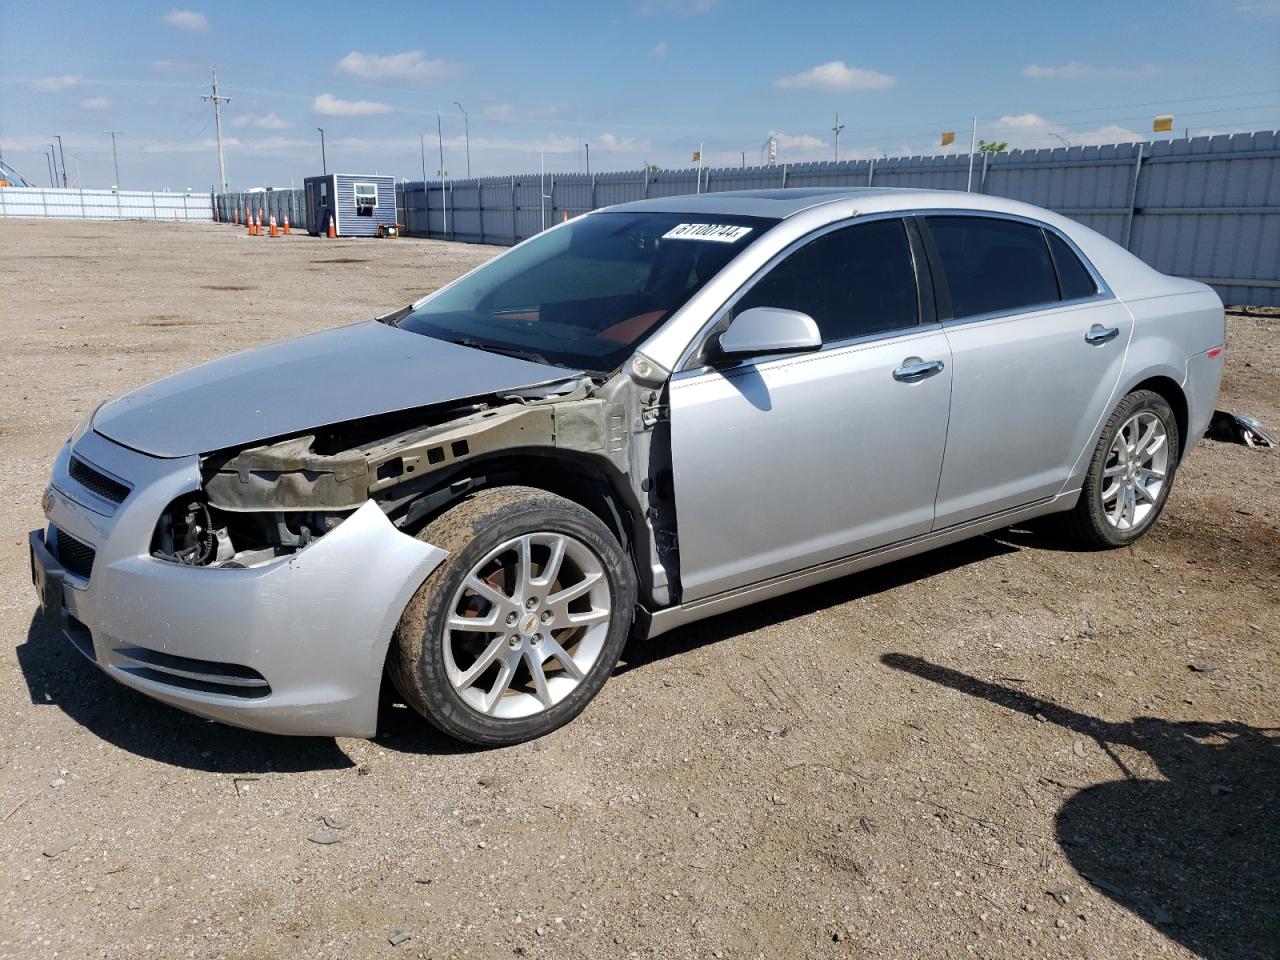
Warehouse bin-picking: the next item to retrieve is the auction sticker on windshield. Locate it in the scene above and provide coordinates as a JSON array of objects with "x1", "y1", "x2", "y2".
[{"x1": 662, "y1": 223, "x2": 753, "y2": 243}]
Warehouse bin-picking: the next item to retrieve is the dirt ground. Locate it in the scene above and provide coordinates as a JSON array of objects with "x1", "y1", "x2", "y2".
[{"x1": 0, "y1": 220, "x2": 1276, "y2": 960}]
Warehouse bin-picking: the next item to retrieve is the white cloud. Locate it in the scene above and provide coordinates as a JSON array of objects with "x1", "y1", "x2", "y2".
[
  {"x1": 992, "y1": 113, "x2": 1146, "y2": 148},
  {"x1": 232, "y1": 112, "x2": 294, "y2": 130},
  {"x1": 998, "y1": 112, "x2": 1049, "y2": 129},
  {"x1": 1231, "y1": 0, "x2": 1280, "y2": 15},
  {"x1": 596, "y1": 132, "x2": 653, "y2": 152},
  {"x1": 31, "y1": 74, "x2": 80, "y2": 92},
  {"x1": 81, "y1": 96, "x2": 112, "y2": 111},
  {"x1": 336, "y1": 50, "x2": 453, "y2": 81},
  {"x1": 776, "y1": 61, "x2": 895, "y2": 92},
  {"x1": 639, "y1": 0, "x2": 717, "y2": 14},
  {"x1": 142, "y1": 136, "x2": 241, "y2": 154},
  {"x1": 481, "y1": 102, "x2": 570, "y2": 121},
  {"x1": 1023, "y1": 61, "x2": 1162, "y2": 80},
  {"x1": 312, "y1": 93, "x2": 393, "y2": 117},
  {"x1": 163, "y1": 8, "x2": 209, "y2": 31},
  {"x1": 650, "y1": 40, "x2": 669, "y2": 58},
  {"x1": 769, "y1": 129, "x2": 828, "y2": 151}
]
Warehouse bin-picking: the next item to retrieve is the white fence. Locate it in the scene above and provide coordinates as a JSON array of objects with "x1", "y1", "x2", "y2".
[{"x1": 0, "y1": 187, "x2": 213, "y2": 222}]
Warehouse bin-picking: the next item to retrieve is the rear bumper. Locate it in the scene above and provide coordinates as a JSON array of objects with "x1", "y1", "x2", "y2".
[
  {"x1": 1183, "y1": 346, "x2": 1226, "y2": 452},
  {"x1": 34, "y1": 430, "x2": 446, "y2": 738}
]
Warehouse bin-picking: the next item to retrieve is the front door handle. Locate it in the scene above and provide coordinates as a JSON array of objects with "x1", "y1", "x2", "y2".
[
  {"x1": 1085, "y1": 324, "x2": 1120, "y2": 346},
  {"x1": 893, "y1": 357, "x2": 946, "y2": 382}
]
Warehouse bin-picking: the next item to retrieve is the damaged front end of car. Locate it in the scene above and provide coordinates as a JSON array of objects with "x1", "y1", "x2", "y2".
[{"x1": 147, "y1": 365, "x2": 680, "y2": 611}]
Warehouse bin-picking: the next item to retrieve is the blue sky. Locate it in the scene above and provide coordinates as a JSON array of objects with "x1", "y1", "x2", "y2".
[{"x1": 1, "y1": 0, "x2": 1278, "y2": 190}]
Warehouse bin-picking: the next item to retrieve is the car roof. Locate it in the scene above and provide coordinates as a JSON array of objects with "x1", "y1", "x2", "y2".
[{"x1": 602, "y1": 186, "x2": 1060, "y2": 222}]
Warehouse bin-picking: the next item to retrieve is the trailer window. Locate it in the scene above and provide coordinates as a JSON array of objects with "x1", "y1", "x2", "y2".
[{"x1": 355, "y1": 183, "x2": 378, "y2": 215}]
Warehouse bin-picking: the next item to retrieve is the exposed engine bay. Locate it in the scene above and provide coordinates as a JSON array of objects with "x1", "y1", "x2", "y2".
[{"x1": 149, "y1": 366, "x2": 681, "y2": 606}]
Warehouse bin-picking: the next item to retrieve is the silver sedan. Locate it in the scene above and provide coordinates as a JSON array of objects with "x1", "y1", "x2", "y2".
[{"x1": 31, "y1": 188, "x2": 1225, "y2": 745}]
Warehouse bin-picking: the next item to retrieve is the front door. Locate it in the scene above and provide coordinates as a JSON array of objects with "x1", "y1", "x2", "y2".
[{"x1": 667, "y1": 217, "x2": 953, "y2": 602}]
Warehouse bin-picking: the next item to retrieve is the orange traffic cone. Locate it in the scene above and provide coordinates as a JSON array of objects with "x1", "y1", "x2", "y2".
[
  {"x1": 246, "y1": 209, "x2": 254, "y2": 234},
  {"x1": 327, "y1": 213, "x2": 336, "y2": 239},
  {"x1": 283, "y1": 214, "x2": 290, "y2": 235},
  {"x1": 233, "y1": 208, "x2": 239, "y2": 225},
  {"x1": 268, "y1": 214, "x2": 279, "y2": 238},
  {"x1": 254, "y1": 211, "x2": 262, "y2": 236}
]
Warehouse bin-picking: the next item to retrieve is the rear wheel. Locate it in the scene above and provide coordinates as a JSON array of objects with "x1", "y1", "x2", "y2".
[
  {"x1": 388, "y1": 486, "x2": 635, "y2": 746},
  {"x1": 1064, "y1": 390, "x2": 1180, "y2": 548}
]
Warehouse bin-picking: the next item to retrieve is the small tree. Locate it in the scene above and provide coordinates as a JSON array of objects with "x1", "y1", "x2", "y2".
[
  {"x1": 642, "y1": 161, "x2": 660, "y2": 173},
  {"x1": 978, "y1": 139, "x2": 1008, "y2": 154}
]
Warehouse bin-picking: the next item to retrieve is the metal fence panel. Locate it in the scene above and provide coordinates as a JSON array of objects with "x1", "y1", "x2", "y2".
[
  {"x1": 0, "y1": 187, "x2": 213, "y2": 221},
  {"x1": 208, "y1": 131, "x2": 1279, "y2": 305}
]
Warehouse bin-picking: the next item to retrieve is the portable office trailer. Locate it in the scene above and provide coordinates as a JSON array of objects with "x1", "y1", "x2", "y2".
[{"x1": 303, "y1": 174, "x2": 396, "y2": 237}]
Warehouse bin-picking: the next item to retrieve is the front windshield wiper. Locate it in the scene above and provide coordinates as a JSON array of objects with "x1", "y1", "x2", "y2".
[{"x1": 445, "y1": 337, "x2": 553, "y2": 366}]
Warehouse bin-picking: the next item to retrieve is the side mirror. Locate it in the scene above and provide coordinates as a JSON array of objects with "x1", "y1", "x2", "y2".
[{"x1": 710, "y1": 307, "x2": 822, "y2": 362}]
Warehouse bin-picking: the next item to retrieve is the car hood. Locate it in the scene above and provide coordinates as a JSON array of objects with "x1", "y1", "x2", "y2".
[{"x1": 92, "y1": 320, "x2": 580, "y2": 458}]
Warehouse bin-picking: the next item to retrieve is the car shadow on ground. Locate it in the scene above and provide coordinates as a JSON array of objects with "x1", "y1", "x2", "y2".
[
  {"x1": 617, "y1": 533, "x2": 1019, "y2": 675},
  {"x1": 16, "y1": 612, "x2": 355, "y2": 773},
  {"x1": 881, "y1": 653, "x2": 1280, "y2": 960},
  {"x1": 16, "y1": 535, "x2": 1019, "y2": 768}
]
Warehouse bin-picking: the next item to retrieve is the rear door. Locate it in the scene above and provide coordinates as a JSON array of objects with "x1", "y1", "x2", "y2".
[
  {"x1": 923, "y1": 215, "x2": 1133, "y2": 528},
  {"x1": 668, "y1": 217, "x2": 954, "y2": 602}
]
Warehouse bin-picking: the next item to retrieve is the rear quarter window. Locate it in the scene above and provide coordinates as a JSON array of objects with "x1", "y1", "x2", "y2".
[{"x1": 1046, "y1": 230, "x2": 1099, "y2": 301}]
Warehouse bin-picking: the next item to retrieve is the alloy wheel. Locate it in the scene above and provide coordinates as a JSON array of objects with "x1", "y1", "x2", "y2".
[
  {"x1": 1100, "y1": 411, "x2": 1169, "y2": 531},
  {"x1": 443, "y1": 532, "x2": 612, "y2": 719}
]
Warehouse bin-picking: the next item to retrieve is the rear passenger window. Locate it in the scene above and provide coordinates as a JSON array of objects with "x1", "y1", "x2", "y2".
[
  {"x1": 735, "y1": 218, "x2": 918, "y2": 343},
  {"x1": 1046, "y1": 230, "x2": 1098, "y2": 301},
  {"x1": 926, "y1": 216, "x2": 1059, "y2": 320}
]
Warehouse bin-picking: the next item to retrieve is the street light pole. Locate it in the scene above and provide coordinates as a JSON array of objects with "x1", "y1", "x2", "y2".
[
  {"x1": 832, "y1": 112, "x2": 845, "y2": 162},
  {"x1": 316, "y1": 127, "x2": 327, "y2": 174},
  {"x1": 436, "y1": 110, "x2": 447, "y2": 235},
  {"x1": 454, "y1": 101, "x2": 470, "y2": 178}
]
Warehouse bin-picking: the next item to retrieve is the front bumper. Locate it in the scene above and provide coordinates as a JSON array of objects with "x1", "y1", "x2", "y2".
[{"x1": 32, "y1": 429, "x2": 447, "y2": 738}]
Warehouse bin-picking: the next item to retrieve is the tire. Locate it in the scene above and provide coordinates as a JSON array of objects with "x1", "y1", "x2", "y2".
[
  {"x1": 1064, "y1": 389, "x2": 1181, "y2": 548},
  {"x1": 387, "y1": 486, "x2": 636, "y2": 746}
]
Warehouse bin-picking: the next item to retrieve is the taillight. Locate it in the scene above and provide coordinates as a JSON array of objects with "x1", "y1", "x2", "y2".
[{"x1": 1206, "y1": 347, "x2": 1224, "y2": 359}]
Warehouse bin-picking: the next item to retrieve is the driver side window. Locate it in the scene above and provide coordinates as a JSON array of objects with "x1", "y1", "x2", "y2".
[{"x1": 736, "y1": 218, "x2": 919, "y2": 343}]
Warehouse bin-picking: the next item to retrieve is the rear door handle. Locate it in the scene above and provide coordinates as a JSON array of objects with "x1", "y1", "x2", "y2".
[
  {"x1": 1085, "y1": 324, "x2": 1120, "y2": 345},
  {"x1": 893, "y1": 357, "x2": 946, "y2": 382}
]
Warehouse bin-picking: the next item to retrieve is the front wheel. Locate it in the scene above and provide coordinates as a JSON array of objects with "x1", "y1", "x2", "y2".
[
  {"x1": 388, "y1": 486, "x2": 636, "y2": 746},
  {"x1": 1064, "y1": 389, "x2": 1181, "y2": 548}
]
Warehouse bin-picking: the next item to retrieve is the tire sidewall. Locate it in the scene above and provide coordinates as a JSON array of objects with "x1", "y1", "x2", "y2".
[
  {"x1": 1080, "y1": 390, "x2": 1181, "y2": 547},
  {"x1": 401, "y1": 492, "x2": 635, "y2": 745}
]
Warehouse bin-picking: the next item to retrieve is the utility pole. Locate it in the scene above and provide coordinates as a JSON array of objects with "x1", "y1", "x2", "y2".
[
  {"x1": 201, "y1": 68, "x2": 231, "y2": 190},
  {"x1": 103, "y1": 130, "x2": 122, "y2": 189},
  {"x1": 45, "y1": 147, "x2": 56, "y2": 187},
  {"x1": 419, "y1": 132, "x2": 427, "y2": 184},
  {"x1": 54, "y1": 135, "x2": 68, "y2": 187},
  {"x1": 832, "y1": 112, "x2": 844, "y2": 162},
  {"x1": 585, "y1": 143, "x2": 590, "y2": 176},
  {"x1": 436, "y1": 111, "x2": 447, "y2": 235},
  {"x1": 454, "y1": 101, "x2": 470, "y2": 178},
  {"x1": 316, "y1": 127, "x2": 327, "y2": 173}
]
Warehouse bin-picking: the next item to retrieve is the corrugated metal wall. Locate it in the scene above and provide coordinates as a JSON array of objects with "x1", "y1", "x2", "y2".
[
  {"x1": 213, "y1": 189, "x2": 306, "y2": 228},
  {"x1": 214, "y1": 130, "x2": 1280, "y2": 306},
  {"x1": 0, "y1": 187, "x2": 213, "y2": 221},
  {"x1": 334, "y1": 174, "x2": 397, "y2": 237}
]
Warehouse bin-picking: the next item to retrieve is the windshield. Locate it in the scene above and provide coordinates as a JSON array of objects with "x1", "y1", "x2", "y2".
[{"x1": 396, "y1": 211, "x2": 776, "y2": 373}]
